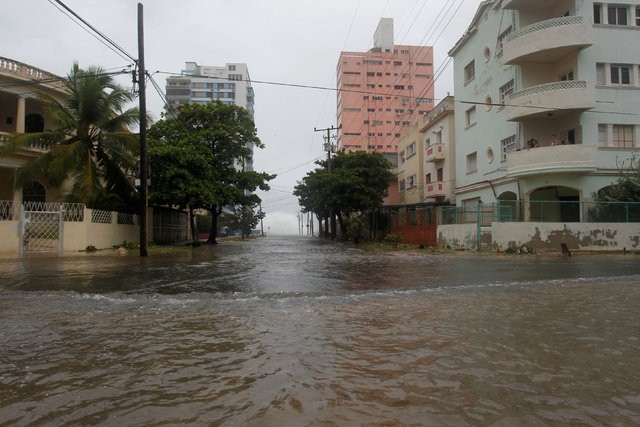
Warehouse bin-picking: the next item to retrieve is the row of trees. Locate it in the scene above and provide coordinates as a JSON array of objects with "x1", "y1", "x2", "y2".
[
  {"x1": 294, "y1": 151, "x2": 394, "y2": 242},
  {"x1": 2, "y1": 63, "x2": 273, "y2": 244}
]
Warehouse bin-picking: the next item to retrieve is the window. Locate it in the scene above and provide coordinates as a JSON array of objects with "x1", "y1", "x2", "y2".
[
  {"x1": 407, "y1": 175, "x2": 416, "y2": 188},
  {"x1": 406, "y1": 142, "x2": 416, "y2": 157},
  {"x1": 501, "y1": 135, "x2": 517, "y2": 161},
  {"x1": 394, "y1": 85, "x2": 405, "y2": 90},
  {"x1": 611, "y1": 65, "x2": 631, "y2": 85},
  {"x1": 612, "y1": 125, "x2": 634, "y2": 148},
  {"x1": 464, "y1": 60, "x2": 475, "y2": 84},
  {"x1": 465, "y1": 106, "x2": 477, "y2": 128},
  {"x1": 228, "y1": 65, "x2": 236, "y2": 71},
  {"x1": 399, "y1": 179, "x2": 406, "y2": 192},
  {"x1": 637, "y1": 6, "x2": 640, "y2": 26},
  {"x1": 496, "y1": 26, "x2": 512, "y2": 57},
  {"x1": 436, "y1": 168, "x2": 443, "y2": 182},
  {"x1": 608, "y1": 5, "x2": 628, "y2": 25},
  {"x1": 499, "y1": 80, "x2": 514, "y2": 105},
  {"x1": 425, "y1": 173, "x2": 431, "y2": 184},
  {"x1": 372, "y1": 96, "x2": 383, "y2": 101},
  {"x1": 434, "y1": 129, "x2": 443, "y2": 145},
  {"x1": 466, "y1": 152, "x2": 478, "y2": 174},
  {"x1": 594, "y1": 4, "x2": 602, "y2": 24},
  {"x1": 363, "y1": 59, "x2": 382, "y2": 65},
  {"x1": 598, "y1": 124, "x2": 607, "y2": 146},
  {"x1": 560, "y1": 70, "x2": 574, "y2": 81},
  {"x1": 596, "y1": 63, "x2": 606, "y2": 85}
]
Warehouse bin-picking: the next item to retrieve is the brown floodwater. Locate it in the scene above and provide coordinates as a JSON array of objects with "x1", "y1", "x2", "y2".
[{"x1": 1, "y1": 236, "x2": 639, "y2": 426}]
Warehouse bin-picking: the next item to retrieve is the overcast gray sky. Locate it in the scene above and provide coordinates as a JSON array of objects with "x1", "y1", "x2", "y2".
[{"x1": 3, "y1": 0, "x2": 483, "y2": 234}]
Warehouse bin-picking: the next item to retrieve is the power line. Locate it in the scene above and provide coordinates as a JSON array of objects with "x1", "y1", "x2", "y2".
[{"x1": 48, "y1": 0, "x2": 137, "y2": 63}]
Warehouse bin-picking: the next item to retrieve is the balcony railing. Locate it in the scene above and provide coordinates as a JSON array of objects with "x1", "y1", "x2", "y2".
[
  {"x1": 424, "y1": 181, "x2": 447, "y2": 197},
  {"x1": 504, "y1": 144, "x2": 597, "y2": 177},
  {"x1": 425, "y1": 144, "x2": 446, "y2": 162},
  {"x1": 0, "y1": 56, "x2": 65, "y2": 90},
  {"x1": 503, "y1": 16, "x2": 592, "y2": 64},
  {"x1": 506, "y1": 80, "x2": 595, "y2": 121}
]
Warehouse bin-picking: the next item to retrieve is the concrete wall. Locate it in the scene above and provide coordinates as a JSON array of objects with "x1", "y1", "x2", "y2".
[
  {"x1": 0, "y1": 208, "x2": 141, "y2": 255},
  {"x1": 438, "y1": 223, "x2": 478, "y2": 250},
  {"x1": 63, "y1": 214, "x2": 139, "y2": 252},
  {"x1": 0, "y1": 221, "x2": 20, "y2": 253},
  {"x1": 437, "y1": 222, "x2": 640, "y2": 253},
  {"x1": 492, "y1": 222, "x2": 640, "y2": 253}
]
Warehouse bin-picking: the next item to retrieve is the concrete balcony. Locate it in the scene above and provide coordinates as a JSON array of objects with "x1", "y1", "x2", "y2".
[
  {"x1": 425, "y1": 181, "x2": 446, "y2": 198},
  {"x1": 504, "y1": 145, "x2": 597, "y2": 178},
  {"x1": 425, "y1": 144, "x2": 446, "y2": 163},
  {"x1": 506, "y1": 80, "x2": 595, "y2": 121},
  {"x1": 503, "y1": 16, "x2": 592, "y2": 65}
]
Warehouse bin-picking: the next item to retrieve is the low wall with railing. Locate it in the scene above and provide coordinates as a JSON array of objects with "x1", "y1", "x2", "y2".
[
  {"x1": 438, "y1": 222, "x2": 640, "y2": 253},
  {"x1": 63, "y1": 209, "x2": 139, "y2": 252},
  {"x1": 0, "y1": 201, "x2": 140, "y2": 254}
]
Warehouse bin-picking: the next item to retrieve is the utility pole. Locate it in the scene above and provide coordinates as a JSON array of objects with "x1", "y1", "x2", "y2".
[
  {"x1": 137, "y1": 3, "x2": 148, "y2": 257},
  {"x1": 314, "y1": 125, "x2": 340, "y2": 239}
]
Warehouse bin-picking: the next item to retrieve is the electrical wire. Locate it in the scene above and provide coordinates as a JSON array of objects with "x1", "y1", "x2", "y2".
[{"x1": 48, "y1": 0, "x2": 137, "y2": 63}]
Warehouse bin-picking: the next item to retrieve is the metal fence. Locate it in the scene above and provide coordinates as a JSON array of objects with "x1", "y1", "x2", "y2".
[
  {"x1": 0, "y1": 201, "x2": 85, "y2": 222},
  {"x1": 439, "y1": 201, "x2": 640, "y2": 225}
]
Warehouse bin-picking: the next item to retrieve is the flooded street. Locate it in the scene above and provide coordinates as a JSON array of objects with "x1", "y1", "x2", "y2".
[{"x1": 1, "y1": 236, "x2": 640, "y2": 426}]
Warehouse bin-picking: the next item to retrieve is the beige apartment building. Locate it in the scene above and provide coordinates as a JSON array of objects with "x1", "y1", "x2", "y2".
[{"x1": 397, "y1": 96, "x2": 456, "y2": 206}]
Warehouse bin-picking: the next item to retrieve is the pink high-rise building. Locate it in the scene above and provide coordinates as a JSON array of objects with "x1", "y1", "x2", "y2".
[{"x1": 337, "y1": 18, "x2": 435, "y2": 156}]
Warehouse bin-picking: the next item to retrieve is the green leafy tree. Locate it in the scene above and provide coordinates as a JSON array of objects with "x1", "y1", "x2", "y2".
[
  {"x1": 229, "y1": 202, "x2": 260, "y2": 239},
  {"x1": 148, "y1": 102, "x2": 274, "y2": 244},
  {"x1": 591, "y1": 153, "x2": 640, "y2": 221},
  {"x1": 294, "y1": 150, "x2": 394, "y2": 240},
  {"x1": 293, "y1": 168, "x2": 333, "y2": 237},
  {"x1": 1, "y1": 63, "x2": 139, "y2": 211}
]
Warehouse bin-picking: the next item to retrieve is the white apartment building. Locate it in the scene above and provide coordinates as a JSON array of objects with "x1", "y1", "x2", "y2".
[
  {"x1": 165, "y1": 62, "x2": 256, "y2": 170},
  {"x1": 449, "y1": 0, "x2": 640, "y2": 221}
]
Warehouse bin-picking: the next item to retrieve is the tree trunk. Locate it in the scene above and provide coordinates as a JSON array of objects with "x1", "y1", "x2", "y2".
[
  {"x1": 330, "y1": 208, "x2": 337, "y2": 240},
  {"x1": 189, "y1": 208, "x2": 200, "y2": 247},
  {"x1": 206, "y1": 205, "x2": 221, "y2": 244},
  {"x1": 336, "y1": 210, "x2": 345, "y2": 240}
]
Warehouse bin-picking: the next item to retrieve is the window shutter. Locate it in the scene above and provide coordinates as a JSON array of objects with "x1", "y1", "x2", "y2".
[{"x1": 596, "y1": 63, "x2": 606, "y2": 85}]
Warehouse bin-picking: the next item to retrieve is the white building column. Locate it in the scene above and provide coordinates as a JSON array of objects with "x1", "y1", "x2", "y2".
[{"x1": 16, "y1": 96, "x2": 26, "y2": 133}]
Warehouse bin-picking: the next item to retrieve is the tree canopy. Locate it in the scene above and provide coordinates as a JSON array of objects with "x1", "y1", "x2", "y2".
[
  {"x1": 2, "y1": 63, "x2": 139, "y2": 211},
  {"x1": 148, "y1": 102, "x2": 274, "y2": 244},
  {"x1": 294, "y1": 150, "x2": 394, "y2": 239}
]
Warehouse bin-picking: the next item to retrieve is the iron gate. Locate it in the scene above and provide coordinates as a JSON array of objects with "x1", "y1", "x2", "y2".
[{"x1": 19, "y1": 205, "x2": 64, "y2": 254}]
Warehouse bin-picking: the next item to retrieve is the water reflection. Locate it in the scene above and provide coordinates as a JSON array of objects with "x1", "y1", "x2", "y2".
[{"x1": 1, "y1": 236, "x2": 640, "y2": 425}]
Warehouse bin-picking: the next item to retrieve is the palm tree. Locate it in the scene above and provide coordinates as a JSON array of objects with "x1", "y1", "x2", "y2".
[{"x1": 4, "y1": 63, "x2": 139, "y2": 211}]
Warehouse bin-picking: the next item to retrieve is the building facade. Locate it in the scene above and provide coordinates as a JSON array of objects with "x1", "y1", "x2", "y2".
[
  {"x1": 448, "y1": 0, "x2": 640, "y2": 221},
  {"x1": 337, "y1": 18, "x2": 435, "y2": 156},
  {"x1": 397, "y1": 96, "x2": 456, "y2": 206},
  {"x1": 0, "y1": 57, "x2": 68, "y2": 205},
  {"x1": 165, "y1": 61, "x2": 256, "y2": 170}
]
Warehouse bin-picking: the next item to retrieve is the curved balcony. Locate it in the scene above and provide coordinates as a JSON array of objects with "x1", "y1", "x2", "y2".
[
  {"x1": 506, "y1": 80, "x2": 595, "y2": 121},
  {"x1": 425, "y1": 181, "x2": 446, "y2": 199},
  {"x1": 425, "y1": 143, "x2": 446, "y2": 163},
  {"x1": 505, "y1": 145, "x2": 597, "y2": 178},
  {"x1": 503, "y1": 16, "x2": 592, "y2": 65}
]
